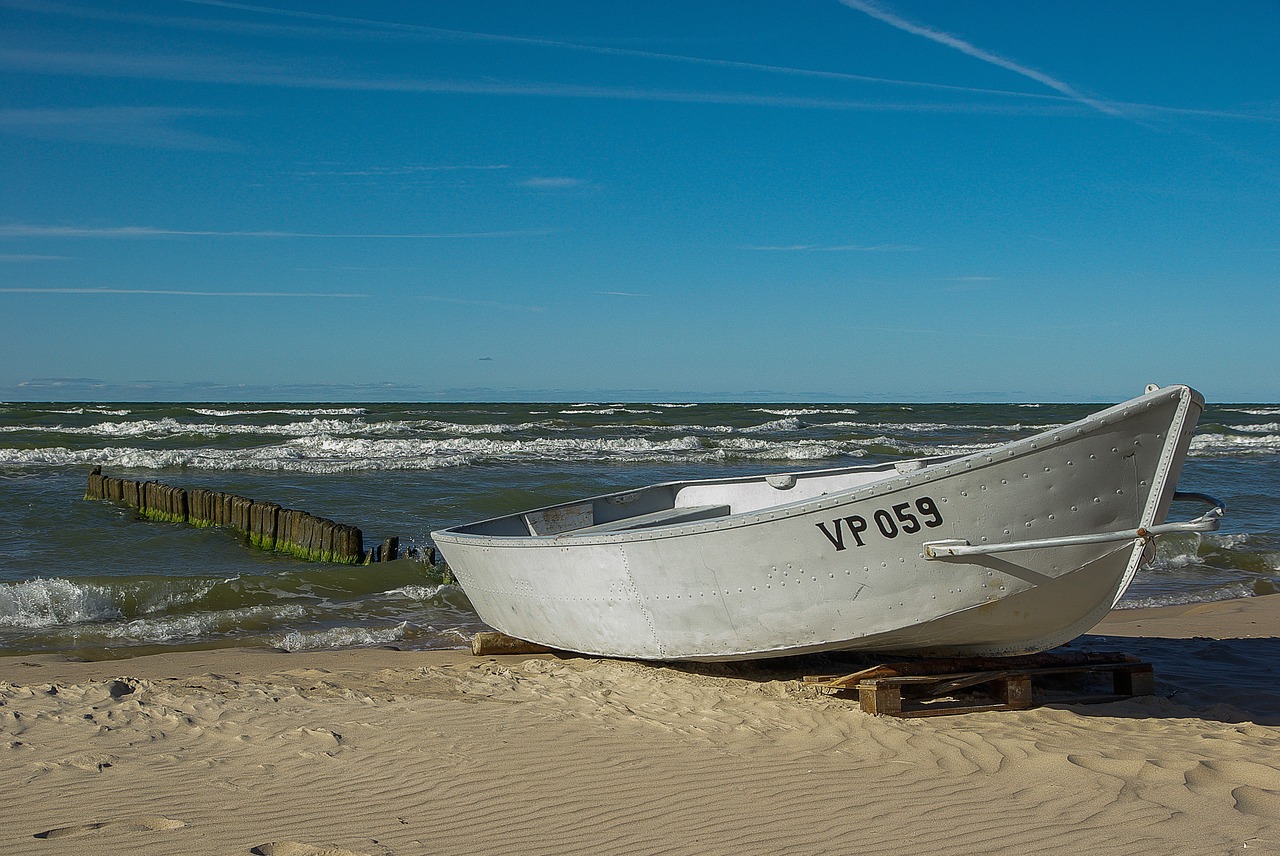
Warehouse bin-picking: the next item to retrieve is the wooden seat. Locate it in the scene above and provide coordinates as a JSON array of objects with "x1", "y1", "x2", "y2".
[{"x1": 563, "y1": 504, "x2": 731, "y2": 535}]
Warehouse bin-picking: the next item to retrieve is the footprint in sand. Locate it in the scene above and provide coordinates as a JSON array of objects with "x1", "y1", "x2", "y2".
[
  {"x1": 33, "y1": 816, "x2": 186, "y2": 839},
  {"x1": 250, "y1": 843, "x2": 371, "y2": 856}
]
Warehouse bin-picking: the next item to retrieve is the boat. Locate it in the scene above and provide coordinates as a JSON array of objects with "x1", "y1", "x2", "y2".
[{"x1": 431, "y1": 384, "x2": 1224, "y2": 661}]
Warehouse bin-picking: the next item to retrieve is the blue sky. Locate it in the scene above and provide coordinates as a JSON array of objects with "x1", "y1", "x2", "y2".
[{"x1": 1, "y1": 0, "x2": 1277, "y2": 402}]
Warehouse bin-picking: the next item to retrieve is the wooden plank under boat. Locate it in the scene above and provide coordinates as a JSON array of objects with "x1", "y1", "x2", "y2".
[{"x1": 431, "y1": 384, "x2": 1223, "y2": 661}]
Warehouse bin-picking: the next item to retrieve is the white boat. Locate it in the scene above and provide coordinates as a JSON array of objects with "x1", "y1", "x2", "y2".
[{"x1": 432, "y1": 384, "x2": 1223, "y2": 661}]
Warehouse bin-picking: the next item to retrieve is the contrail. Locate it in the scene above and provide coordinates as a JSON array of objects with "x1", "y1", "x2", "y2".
[
  {"x1": 836, "y1": 0, "x2": 1123, "y2": 117},
  {"x1": 177, "y1": 0, "x2": 1067, "y2": 103},
  {"x1": 0, "y1": 224, "x2": 550, "y2": 239},
  {"x1": 0, "y1": 287, "x2": 366, "y2": 297}
]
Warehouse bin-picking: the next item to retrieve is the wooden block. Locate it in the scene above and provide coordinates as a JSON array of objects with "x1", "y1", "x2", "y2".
[
  {"x1": 1114, "y1": 664, "x2": 1155, "y2": 697},
  {"x1": 999, "y1": 675, "x2": 1034, "y2": 709},
  {"x1": 471, "y1": 631, "x2": 555, "y2": 656},
  {"x1": 858, "y1": 680, "x2": 903, "y2": 716}
]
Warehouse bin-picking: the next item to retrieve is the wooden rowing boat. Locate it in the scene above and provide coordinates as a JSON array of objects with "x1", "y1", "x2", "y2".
[{"x1": 432, "y1": 385, "x2": 1222, "y2": 661}]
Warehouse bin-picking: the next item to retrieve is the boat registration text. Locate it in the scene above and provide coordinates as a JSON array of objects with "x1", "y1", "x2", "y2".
[{"x1": 816, "y1": 497, "x2": 944, "y2": 551}]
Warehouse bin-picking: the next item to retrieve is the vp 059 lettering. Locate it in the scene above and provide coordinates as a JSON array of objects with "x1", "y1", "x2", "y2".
[{"x1": 815, "y1": 497, "x2": 944, "y2": 551}]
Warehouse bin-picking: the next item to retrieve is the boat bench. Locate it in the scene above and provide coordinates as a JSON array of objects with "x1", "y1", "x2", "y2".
[{"x1": 562, "y1": 504, "x2": 731, "y2": 536}]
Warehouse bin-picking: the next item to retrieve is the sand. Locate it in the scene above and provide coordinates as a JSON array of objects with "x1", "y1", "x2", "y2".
[{"x1": 4, "y1": 597, "x2": 1280, "y2": 856}]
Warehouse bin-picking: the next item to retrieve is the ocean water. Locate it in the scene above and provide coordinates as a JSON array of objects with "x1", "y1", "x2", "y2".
[{"x1": 1, "y1": 398, "x2": 1277, "y2": 659}]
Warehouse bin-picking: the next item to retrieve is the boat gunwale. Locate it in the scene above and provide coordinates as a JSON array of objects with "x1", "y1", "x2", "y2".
[{"x1": 430, "y1": 385, "x2": 1201, "y2": 548}]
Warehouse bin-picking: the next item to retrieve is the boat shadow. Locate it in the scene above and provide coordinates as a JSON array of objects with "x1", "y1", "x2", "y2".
[
  {"x1": 658, "y1": 634, "x2": 1280, "y2": 726},
  {"x1": 1056, "y1": 633, "x2": 1280, "y2": 726}
]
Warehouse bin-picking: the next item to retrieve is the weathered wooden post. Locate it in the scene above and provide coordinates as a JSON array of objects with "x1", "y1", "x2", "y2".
[
  {"x1": 280, "y1": 508, "x2": 299, "y2": 556},
  {"x1": 85, "y1": 466, "x2": 104, "y2": 500},
  {"x1": 343, "y1": 525, "x2": 364, "y2": 564},
  {"x1": 258, "y1": 502, "x2": 280, "y2": 550},
  {"x1": 319, "y1": 519, "x2": 337, "y2": 563},
  {"x1": 297, "y1": 513, "x2": 315, "y2": 561},
  {"x1": 188, "y1": 488, "x2": 206, "y2": 526}
]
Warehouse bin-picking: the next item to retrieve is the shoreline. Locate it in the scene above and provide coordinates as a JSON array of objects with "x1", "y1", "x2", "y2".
[{"x1": 4, "y1": 596, "x2": 1280, "y2": 854}]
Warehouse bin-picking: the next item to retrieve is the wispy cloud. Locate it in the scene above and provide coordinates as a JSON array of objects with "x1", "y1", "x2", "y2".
[
  {"x1": 0, "y1": 49, "x2": 1092, "y2": 115},
  {"x1": 0, "y1": 224, "x2": 551, "y2": 239},
  {"x1": 0, "y1": 287, "x2": 365, "y2": 297},
  {"x1": 519, "y1": 176, "x2": 586, "y2": 189},
  {"x1": 174, "y1": 0, "x2": 1075, "y2": 102},
  {"x1": 171, "y1": 2, "x2": 1280, "y2": 121},
  {"x1": 0, "y1": 253, "x2": 67, "y2": 261},
  {"x1": 5, "y1": 6, "x2": 1272, "y2": 123},
  {"x1": 837, "y1": 0, "x2": 1123, "y2": 117},
  {"x1": 293, "y1": 163, "x2": 511, "y2": 178},
  {"x1": 0, "y1": 105, "x2": 234, "y2": 150},
  {"x1": 596, "y1": 291, "x2": 650, "y2": 298}
]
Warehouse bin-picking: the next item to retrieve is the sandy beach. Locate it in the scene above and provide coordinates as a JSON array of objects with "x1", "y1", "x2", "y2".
[{"x1": 4, "y1": 597, "x2": 1280, "y2": 856}]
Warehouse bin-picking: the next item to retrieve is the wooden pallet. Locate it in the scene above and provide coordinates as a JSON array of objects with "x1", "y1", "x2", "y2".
[{"x1": 803, "y1": 654, "x2": 1154, "y2": 718}]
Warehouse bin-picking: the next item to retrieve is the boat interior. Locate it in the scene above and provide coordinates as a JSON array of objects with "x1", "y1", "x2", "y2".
[{"x1": 447, "y1": 457, "x2": 955, "y2": 538}]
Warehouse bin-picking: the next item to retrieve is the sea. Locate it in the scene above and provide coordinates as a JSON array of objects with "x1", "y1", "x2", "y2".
[{"x1": 1, "y1": 399, "x2": 1277, "y2": 660}]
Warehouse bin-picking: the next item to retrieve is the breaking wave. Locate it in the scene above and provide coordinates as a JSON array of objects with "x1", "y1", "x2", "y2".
[
  {"x1": 191, "y1": 407, "x2": 368, "y2": 417},
  {"x1": 1191, "y1": 433, "x2": 1280, "y2": 455},
  {"x1": 274, "y1": 621, "x2": 411, "y2": 652}
]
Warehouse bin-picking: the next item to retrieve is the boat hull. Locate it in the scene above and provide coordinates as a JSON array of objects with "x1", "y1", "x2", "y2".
[{"x1": 433, "y1": 385, "x2": 1205, "y2": 661}]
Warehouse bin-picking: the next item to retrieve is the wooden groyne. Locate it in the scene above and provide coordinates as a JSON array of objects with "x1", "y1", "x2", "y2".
[{"x1": 84, "y1": 466, "x2": 403, "y2": 565}]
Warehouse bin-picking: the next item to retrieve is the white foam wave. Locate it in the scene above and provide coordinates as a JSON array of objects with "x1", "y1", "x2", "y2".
[
  {"x1": 741, "y1": 417, "x2": 804, "y2": 433},
  {"x1": 192, "y1": 407, "x2": 367, "y2": 417},
  {"x1": 0, "y1": 417, "x2": 409, "y2": 439},
  {"x1": 1235, "y1": 422, "x2": 1280, "y2": 434},
  {"x1": 275, "y1": 621, "x2": 409, "y2": 652},
  {"x1": 1148, "y1": 552, "x2": 1206, "y2": 571},
  {"x1": 1116, "y1": 582, "x2": 1260, "y2": 609},
  {"x1": 1224, "y1": 408, "x2": 1280, "y2": 417},
  {"x1": 0, "y1": 432, "x2": 876, "y2": 472},
  {"x1": 558, "y1": 407, "x2": 662, "y2": 415},
  {"x1": 1191, "y1": 433, "x2": 1280, "y2": 455},
  {"x1": 795, "y1": 420, "x2": 1040, "y2": 435},
  {"x1": 386, "y1": 585, "x2": 449, "y2": 600},
  {"x1": 715, "y1": 438, "x2": 852, "y2": 460},
  {"x1": 411, "y1": 419, "x2": 564, "y2": 435},
  {"x1": 1206, "y1": 532, "x2": 1251, "y2": 549},
  {"x1": 105, "y1": 604, "x2": 308, "y2": 642},
  {"x1": 0, "y1": 578, "x2": 120, "y2": 627},
  {"x1": 39, "y1": 407, "x2": 132, "y2": 416},
  {"x1": 0, "y1": 416, "x2": 569, "y2": 440},
  {"x1": 754, "y1": 408, "x2": 861, "y2": 416},
  {"x1": 0, "y1": 576, "x2": 228, "y2": 628}
]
